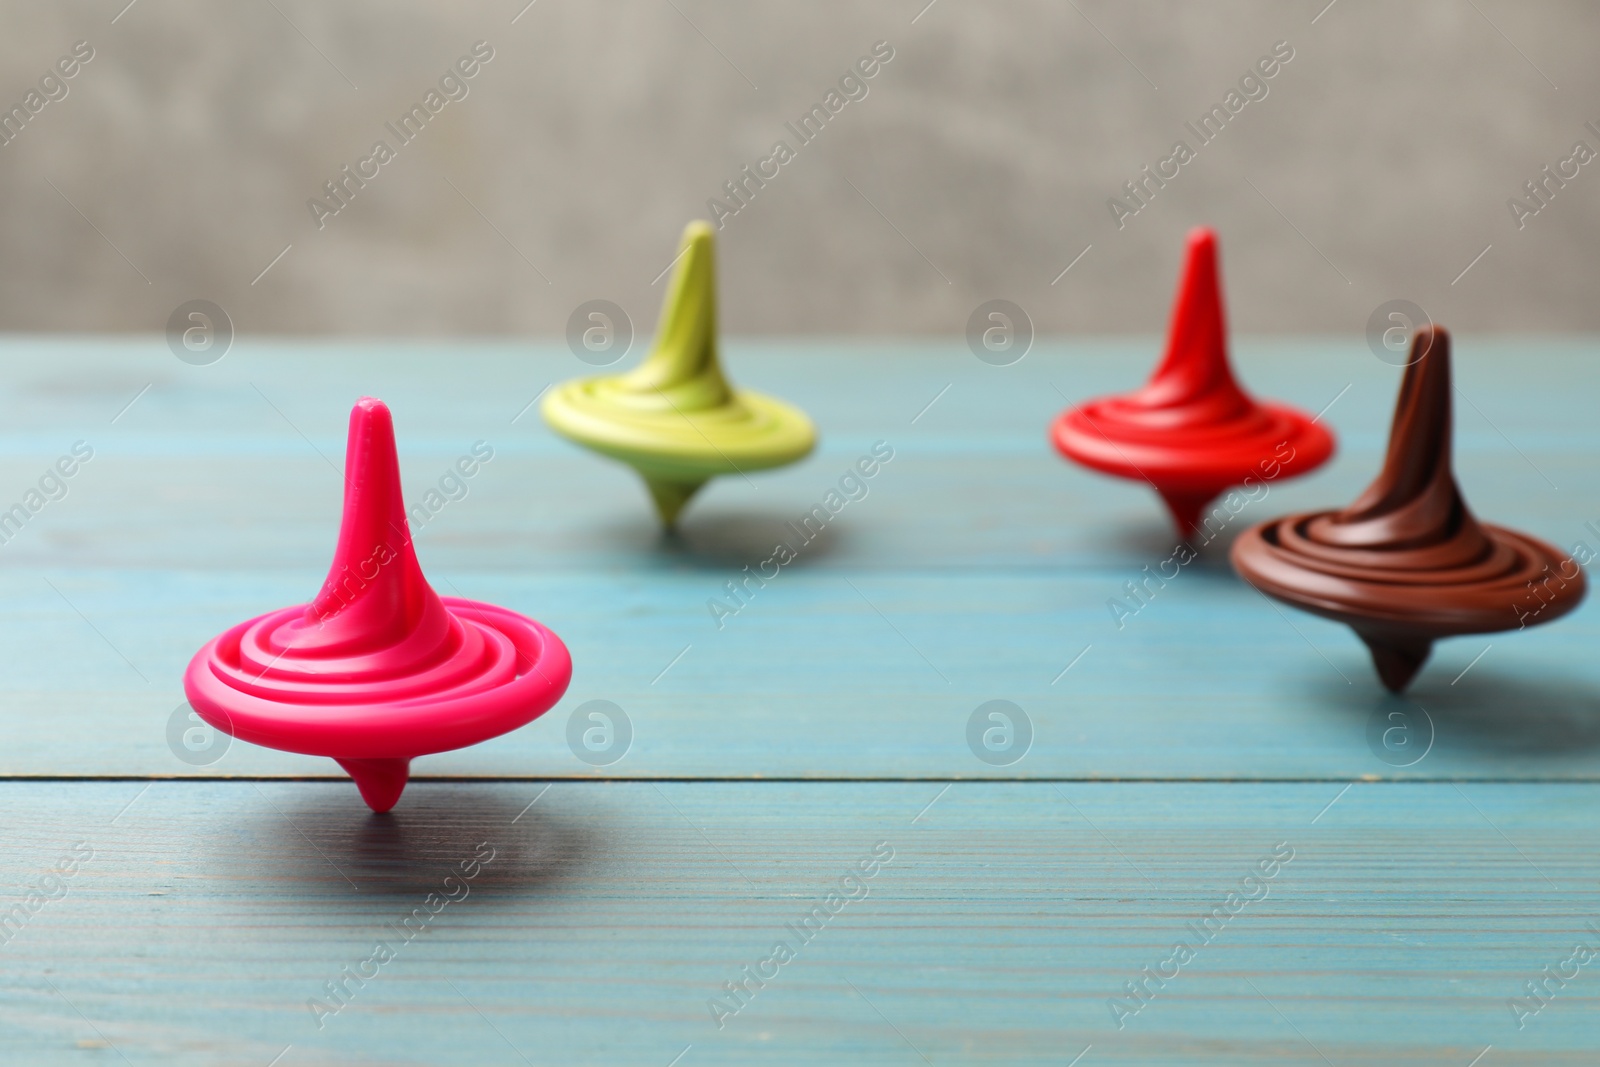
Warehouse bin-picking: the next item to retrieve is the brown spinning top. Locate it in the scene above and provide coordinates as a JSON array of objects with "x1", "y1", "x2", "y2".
[{"x1": 1230, "y1": 325, "x2": 1584, "y2": 692}]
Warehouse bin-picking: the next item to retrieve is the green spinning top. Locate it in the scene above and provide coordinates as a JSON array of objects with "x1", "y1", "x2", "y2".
[{"x1": 543, "y1": 221, "x2": 817, "y2": 526}]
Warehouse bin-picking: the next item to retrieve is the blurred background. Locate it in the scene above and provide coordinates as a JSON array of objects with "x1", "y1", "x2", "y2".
[{"x1": 0, "y1": 0, "x2": 1595, "y2": 337}]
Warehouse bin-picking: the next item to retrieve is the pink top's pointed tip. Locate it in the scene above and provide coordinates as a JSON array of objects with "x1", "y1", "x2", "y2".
[
  {"x1": 344, "y1": 397, "x2": 397, "y2": 458},
  {"x1": 351, "y1": 396, "x2": 391, "y2": 420},
  {"x1": 340, "y1": 399, "x2": 400, "y2": 485},
  {"x1": 305, "y1": 391, "x2": 431, "y2": 632},
  {"x1": 343, "y1": 398, "x2": 399, "y2": 470}
]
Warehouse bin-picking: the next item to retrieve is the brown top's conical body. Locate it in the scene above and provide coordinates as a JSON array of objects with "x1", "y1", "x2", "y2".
[{"x1": 1230, "y1": 326, "x2": 1583, "y2": 691}]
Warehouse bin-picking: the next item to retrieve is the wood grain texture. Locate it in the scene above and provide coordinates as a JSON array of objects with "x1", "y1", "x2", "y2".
[
  {"x1": 0, "y1": 337, "x2": 1592, "y2": 573},
  {"x1": 1, "y1": 340, "x2": 1597, "y2": 1063},
  {"x1": 0, "y1": 338, "x2": 1596, "y2": 779},
  {"x1": 1, "y1": 781, "x2": 1595, "y2": 1066},
  {"x1": 7, "y1": 566, "x2": 1600, "y2": 780}
]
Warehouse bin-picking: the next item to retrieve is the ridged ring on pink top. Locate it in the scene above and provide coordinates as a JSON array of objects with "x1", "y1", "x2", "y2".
[
  {"x1": 186, "y1": 599, "x2": 569, "y2": 757},
  {"x1": 183, "y1": 397, "x2": 572, "y2": 812}
]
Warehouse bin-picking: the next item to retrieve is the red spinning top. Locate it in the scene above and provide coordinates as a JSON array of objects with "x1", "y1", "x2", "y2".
[
  {"x1": 1051, "y1": 228, "x2": 1335, "y2": 537},
  {"x1": 183, "y1": 398, "x2": 572, "y2": 812}
]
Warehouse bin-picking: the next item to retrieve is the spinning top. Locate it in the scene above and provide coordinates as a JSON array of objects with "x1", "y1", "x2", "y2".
[
  {"x1": 1231, "y1": 326, "x2": 1584, "y2": 692},
  {"x1": 183, "y1": 398, "x2": 572, "y2": 812},
  {"x1": 1051, "y1": 228, "x2": 1334, "y2": 538},
  {"x1": 542, "y1": 220, "x2": 816, "y2": 526}
]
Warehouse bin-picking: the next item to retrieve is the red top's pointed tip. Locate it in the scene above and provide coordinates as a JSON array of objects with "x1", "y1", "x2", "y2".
[
  {"x1": 1178, "y1": 226, "x2": 1220, "y2": 287},
  {"x1": 1185, "y1": 226, "x2": 1217, "y2": 254},
  {"x1": 1143, "y1": 225, "x2": 1243, "y2": 408}
]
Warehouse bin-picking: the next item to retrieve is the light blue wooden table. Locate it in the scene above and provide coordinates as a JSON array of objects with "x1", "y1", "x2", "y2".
[{"x1": 2, "y1": 337, "x2": 1597, "y2": 1065}]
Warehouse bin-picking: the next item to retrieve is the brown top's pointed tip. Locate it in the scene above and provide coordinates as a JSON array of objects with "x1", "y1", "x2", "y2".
[
  {"x1": 1411, "y1": 323, "x2": 1448, "y2": 365},
  {"x1": 1328, "y1": 318, "x2": 1462, "y2": 534},
  {"x1": 1399, "y1": 323, "x2": 1452, "y2": 411}
]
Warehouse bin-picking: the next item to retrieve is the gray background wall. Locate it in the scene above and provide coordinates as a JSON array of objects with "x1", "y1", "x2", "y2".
[{"x1": 0, "y1": 0, "x2": 1595, "y2": 337}]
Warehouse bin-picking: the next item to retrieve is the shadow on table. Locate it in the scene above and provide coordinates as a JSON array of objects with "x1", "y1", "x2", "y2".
[
  {"x1": 1409, "y1": 667, "x2": 1600, "y2": 755},
  {"x1": 217, "y1": 784, "x2": 594, "y2": 901},
  {"x1": 1313, "y1": 666, "x2": 1600, "y2": 758},
  {"x1": 1098, "y1": 517, "x2": 1244, "y2": 567},
  {"x1": 585, "y1": 510, "x2": 846, "y2": 570}
]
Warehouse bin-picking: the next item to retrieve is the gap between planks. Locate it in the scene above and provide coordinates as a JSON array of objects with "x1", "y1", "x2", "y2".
[{"x1": 4, "y1": 775, "x2": 1600, "y2": 785}]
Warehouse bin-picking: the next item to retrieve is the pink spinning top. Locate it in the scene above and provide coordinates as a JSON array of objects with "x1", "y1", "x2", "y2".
[{"x1": 184, "y1": 398, "x2": 572, "y2": 812}]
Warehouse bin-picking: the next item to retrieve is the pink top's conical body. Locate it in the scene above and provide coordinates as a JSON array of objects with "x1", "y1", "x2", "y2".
[
  {"x1": 183, "y1": 398, "x2": 571, "y2": 810},
  {"x1": 1051, "y1": 228, "x2": 1335, "y2": 537}
]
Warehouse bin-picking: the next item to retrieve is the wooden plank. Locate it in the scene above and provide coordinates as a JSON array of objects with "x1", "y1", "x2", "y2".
[
  {"x1": 0, "y1": 337, "x2": 1591, "y2": 573},
  {"x1": 0, "y1": 780, "x2": 1594, "y2": 1065},
  {"x1": 1, "y1": 339, "x2": 1597, "y2": 780},
  {"x1": 4, "y1": 564, "x2": 1600, "y2": 780}
]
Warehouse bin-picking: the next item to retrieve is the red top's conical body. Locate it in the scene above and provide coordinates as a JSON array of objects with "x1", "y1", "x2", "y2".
[
  {"x1": 184, "y1": 398, "x2": 572, "y2": 812},
  {"x1": 1231, "y1": 326, "x2": 1584, "y2": 692},
  {"x1": 1051, "y1": 228, "x2": 1335, "y2": 538}
]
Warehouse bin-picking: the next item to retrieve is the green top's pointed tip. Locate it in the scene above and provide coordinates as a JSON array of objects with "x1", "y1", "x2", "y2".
[
  {"x1": 680, "y1": 218, "x2": 716, "y2": 248},
  {"x1": 627, "y1": 219, "x2": 727, "y2": 404},
  {"x1": 663, "y1": 220, "x2": 717, "y2": 322}
]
